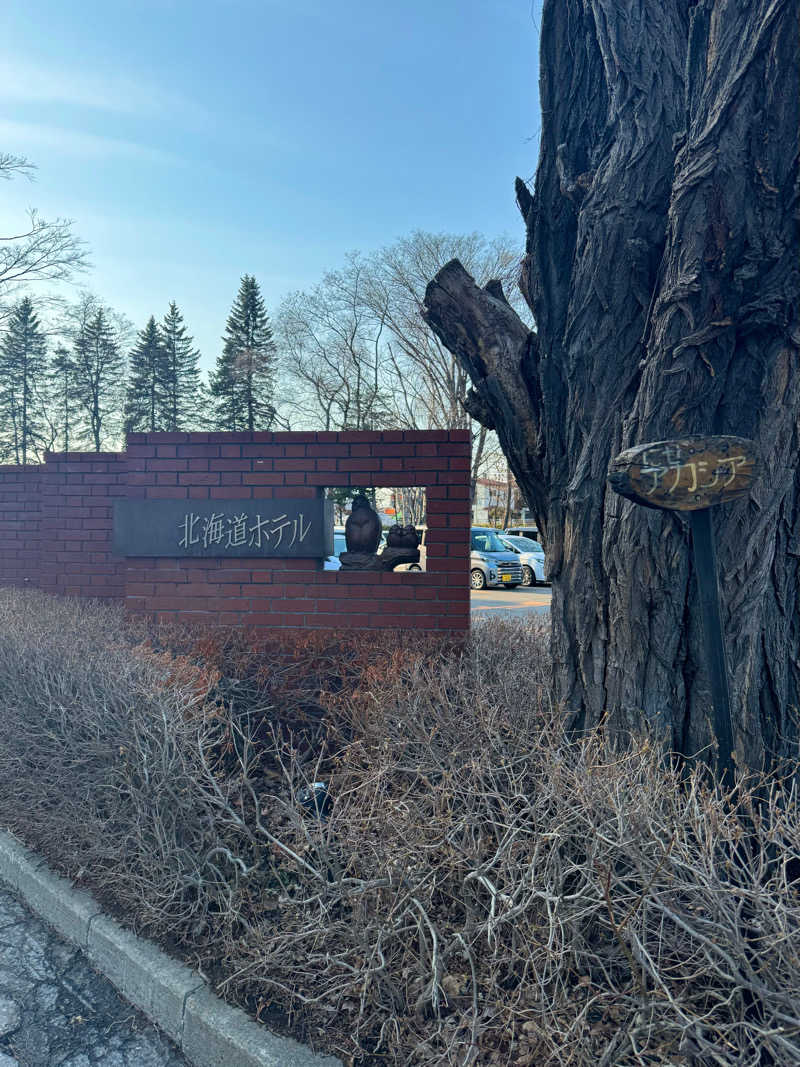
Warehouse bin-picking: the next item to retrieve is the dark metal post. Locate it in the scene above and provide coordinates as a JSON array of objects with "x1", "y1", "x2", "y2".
[{"x1": 688, "y1": 508, "x2": 735, "y2": 785}]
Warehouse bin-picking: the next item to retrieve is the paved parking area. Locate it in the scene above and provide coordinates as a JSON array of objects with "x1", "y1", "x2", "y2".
[
  {"x1": 0, "y1": 883, "x2": 188, "y2": 1067},
  {"x1": 470, "y1": 585, "x2": 551, "y2": 616}
]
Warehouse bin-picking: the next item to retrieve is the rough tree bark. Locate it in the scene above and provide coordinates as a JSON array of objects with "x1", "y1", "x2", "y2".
[{"x1": 423, "y1": 0, "x2": 799, "y2": 770}]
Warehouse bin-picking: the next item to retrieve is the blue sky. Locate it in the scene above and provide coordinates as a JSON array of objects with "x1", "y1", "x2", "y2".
[{"x1": 1, "y1": 0, "x2": 542, "y2": 371}]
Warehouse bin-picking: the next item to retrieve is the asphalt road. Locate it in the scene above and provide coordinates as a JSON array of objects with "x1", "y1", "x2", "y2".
[
  {"x1": 470, "y1": 584, "x2": 551, "y2": 616},
  {"x1": 0, "y1": 883, "x2": 188, "y2": 1067}
]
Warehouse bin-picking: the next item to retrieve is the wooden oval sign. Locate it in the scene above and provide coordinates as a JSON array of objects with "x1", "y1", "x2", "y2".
[{"x1": 608, "y1": 436, "x2": 761, "y2": 511}]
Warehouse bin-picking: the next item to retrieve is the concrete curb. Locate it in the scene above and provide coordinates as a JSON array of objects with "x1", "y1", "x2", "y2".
[{"x1": 0, "y1": 829, "x2": 341, "y2": 1067}]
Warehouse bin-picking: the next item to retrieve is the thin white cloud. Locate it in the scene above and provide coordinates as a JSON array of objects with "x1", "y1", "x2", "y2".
[
  {"x1": 0, "y1": 118, "x2": 177, "y2": 164},
  {"x1": 0, "y1": 59, "x2": 205, "y2": 123}
]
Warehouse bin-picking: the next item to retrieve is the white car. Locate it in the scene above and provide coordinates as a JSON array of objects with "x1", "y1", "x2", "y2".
[{"x1": 500, "y1": 534, "x2": 546, "y2": 587}]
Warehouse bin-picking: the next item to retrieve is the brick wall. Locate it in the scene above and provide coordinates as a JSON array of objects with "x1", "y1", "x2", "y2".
[
  {"x1": 0, "y1": 431, "x2": 470, "y2": 632},
  {"x1": 124, "y1": 430, "x2": 470, "y2": 631},
  {"x1": 39, "y1": 452, "x2": 128, "y2": 600},
  {"x1": 0, "y1": 464, "x2": 42, "y2": 588}
]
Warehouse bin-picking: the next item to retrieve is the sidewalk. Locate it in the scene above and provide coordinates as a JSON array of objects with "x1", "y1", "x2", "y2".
[{"x1": 0, "y1": 882, "x2": 189, "y2": 1067}]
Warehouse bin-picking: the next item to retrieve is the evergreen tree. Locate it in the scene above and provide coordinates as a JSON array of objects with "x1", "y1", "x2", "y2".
[
  {"x1": 0, "y1": 297, "x2": 48, "y2": 463},
  {"x1": 49, "y1": 345, "x2": 77, "y2": 453},
  {"x1": 160, "y1": 301, "x2": 206, "y2": 430},
  {"x1": 70, "y1": 298, "x2": 125, "y2": 451},
  {"x1": 124, "y1": 316, "x2": 167, "y2": 433},
  {"x1": 211, "y1": 275, "x2": 277, "y2": 431}
]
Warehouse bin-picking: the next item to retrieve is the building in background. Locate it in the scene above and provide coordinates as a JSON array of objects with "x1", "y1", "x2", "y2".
[{"x1": 472, "y1": 475, "x2": 526, "y2": 527}]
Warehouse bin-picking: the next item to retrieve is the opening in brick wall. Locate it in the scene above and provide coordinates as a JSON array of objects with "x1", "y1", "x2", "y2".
[{"x1": 325, "y1": 486, "x2": 428, "y2": 573}]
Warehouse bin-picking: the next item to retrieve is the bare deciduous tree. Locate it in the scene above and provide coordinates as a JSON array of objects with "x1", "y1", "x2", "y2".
[
  {"x1": 278, "y1": 233, "x2": 528, "y2": 503},
  {"x1": 365, "y1": 231, "x2": 529, "y2": 501},
  {"x1": 277, "y1": 254, "x2": 394, "y2": 431},
  {"x1": 0, "y1": 153, "x2": 89, "y2": 321}
]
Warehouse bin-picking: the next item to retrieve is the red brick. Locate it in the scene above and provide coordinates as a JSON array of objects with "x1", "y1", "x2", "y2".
[
  {"x1": 432, "y1": 557, "x2": 464, "y2": 572},
  {"x1": 178, "y1": 472, "x2": 220, "y2": 485},
  {"x1": 274, "y1": 458, "x2": 310, "y2": 471},
  {"x1": 242, "y1": 472, "x2": 284, "y2": 485},
  {"x1": 206, "y1": 431, "x2": 254, "y2": 443},
  {"x1": 242, "y1": 445, "x2": 285, "y2": 458},
  {"x1": 331, "y1": 572, "x2": 373, "y2": 586},
  {"x1": 404, "y1": 457, "x2": 449, "y2": 471},
  {"x1": 212, "y1": 568, "x2": 258, "y2": 583},
  {"x1": 258, "y1": 612, "x2": 306, "y2": 626},
  {"x1": 306, "y1": 612, "x2": 370, "y2": 628},
  {"x1": 146, "y1": 487, "x2": 188, "y2": 499},
  {"x1": 404, "y1": 430, "x2": 448, "y2": 442},
  {"x1": 148, "y1": 459, "x2": 189, "y2": 471},
  {"x1": 337, "y1": 431, "x2": 384, "y2": 443},
  {"x1": 142, "y1": 432, "x2": 189, "y2": 444},
  {"x1": 373, "y1": 443, "x2": 415, "y2": 456},
  {"x1": 249, "y1": 570, "x2": 274, "y2": 583},
  {"x1": 273, "y1": 431, "x2": 315, "y2": 443},
  {"x1": 273, "y1": 487, "x2": 316, "y2": 500},
  {"x1": 337, "y1": 459, "x2": 381, "y2": 472},
  {"x1": 209, "y1": 459, "x2": 252, "y2": 471},
  {"x1": 359, "y1": 473, "x2": 420, "y2": 488},
  {"x1": 179, "y1": 445, "x2": 220, "y2": 459},
  {"x1": 306, "y1": 444, "x2": 349, "y2": 457},
  {"x1": 447, "y1": 456, "x2": 471, "y2": 471},
  {"x1": 213, "y1": 597, "x2": 251, "y2": 611},
  {"x1": 240, "y1": 611, "x2": 278, "y2": 626},
  {"x1": 210, "y1": 486, "x2": 253, "y2": 499}
]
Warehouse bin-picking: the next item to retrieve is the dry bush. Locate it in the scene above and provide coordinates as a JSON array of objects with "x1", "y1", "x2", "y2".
[
  {"x1": 0, "y1": 590, "x2": 798, "y2": 1066},
  {"x1": 0, "y1": 589, "x2": 249, "y2": 941},
  {"x1": 224, "y1": 618, "x2": 800, "y2": 1066}
]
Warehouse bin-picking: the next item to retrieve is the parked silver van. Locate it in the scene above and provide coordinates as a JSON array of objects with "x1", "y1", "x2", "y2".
[{"x1": 470, "y1": 527, "x2": 522, "y2": 589}]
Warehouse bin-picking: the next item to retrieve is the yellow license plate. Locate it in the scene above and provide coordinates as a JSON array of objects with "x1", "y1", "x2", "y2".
[{"x1": 502, "y1": 574, "x2": 513, "y2": 583}]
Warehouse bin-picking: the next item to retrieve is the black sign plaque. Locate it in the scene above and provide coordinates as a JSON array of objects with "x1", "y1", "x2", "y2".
[{"x1": 113, "y1": 498, "x2": 333, "y2": 558}]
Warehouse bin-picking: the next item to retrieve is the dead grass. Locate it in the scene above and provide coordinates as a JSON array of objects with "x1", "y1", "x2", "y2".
[{"x1": 0, "y1": 589, "x2": 797, "y2": 1065}]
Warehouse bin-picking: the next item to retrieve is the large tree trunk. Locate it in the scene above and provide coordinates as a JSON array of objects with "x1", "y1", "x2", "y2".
[{"x1": 424, "y1": 0, "x2": 799, "y2": 771}]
